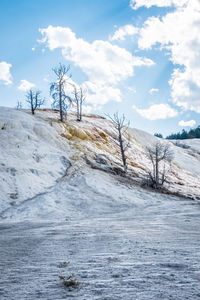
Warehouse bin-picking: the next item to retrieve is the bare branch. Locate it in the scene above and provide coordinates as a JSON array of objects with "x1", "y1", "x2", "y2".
[
  {"x1": 71, "y1": 84, "x2": 87, "y2": 121},
  {"x1": 50, "y1": 63, "x2": 72, "y2": 122},
  {"x1": 145, "y1": 141, "x2": 173, "y2": 188},
  {"x1": 26, "y1": 89, "x2": 44, "y2": 115},
  {"x1": 106, "y1": 112, "x2": 130, "y2": 173}
]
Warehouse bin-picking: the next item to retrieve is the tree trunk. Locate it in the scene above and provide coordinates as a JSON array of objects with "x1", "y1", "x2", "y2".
[
  {"x1": 31, "y1": 96, "x2": 34, "y2": 115},
  {"x1": 59, "y1": 83, "x2": 63, "y2": 122},
  {"x1": 118, "y1": 128, "x2": 127, "y2": 173},
  {"x1": 155, "y1": 158, "x2": 159, "y2": 187},
  {"x1": 77, "y1": 98, "x2": 80, "y2": 121},
  {"x1": 79, "y1": 98, "x2": 82, "y2": 121}
]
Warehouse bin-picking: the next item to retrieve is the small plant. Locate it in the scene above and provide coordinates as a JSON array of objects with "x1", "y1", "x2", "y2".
[{"x1": 59, "y1": 275, "x2": 79, "y2": 288}]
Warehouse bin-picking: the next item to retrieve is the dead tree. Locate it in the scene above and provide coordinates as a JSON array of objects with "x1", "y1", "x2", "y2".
[
  {"x1": 72, "y1": 85, "x2": 86, "y2": 121},
  {"x1": 26, "y1": 90, "x2": 44, "y2": 115},
  {"x1": 16, "y1": 101, "x2": 22, "y2": 109},
  {"x1": 146, "y1": 141, "x2": 174, "y2": 188},
  {"x1": 107, "y1": 112, "x2": 130, "y2": 173},
  {"x1": 50, "y1": 64, "x2": 72, "y2": 122}
]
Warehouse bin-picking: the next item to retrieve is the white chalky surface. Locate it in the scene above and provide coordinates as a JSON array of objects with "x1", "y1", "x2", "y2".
[{"x1": 0, "y1": 107, "x2": 200, "y2": 299}]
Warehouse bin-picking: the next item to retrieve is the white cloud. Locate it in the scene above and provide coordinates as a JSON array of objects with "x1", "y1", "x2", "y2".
[
  {"x1": 32, "y1": 47, "x2": 35, "y2": 51},
  {"x1": 133, "y1": 103, "x2": 178, "y2": 120},
  {"x1": 18, "y1": 79, "x2": 35, "y2": 92},
  {"x1": 0, "y1": 61, "x2": 12, "y2": 85},
  {"x1": 39, "y1": 25, "x2": 154, "y2": 108},
  {"x1": 128, "y1": 87, "x2": 136, "y2": 93},
  {"x1": 138, "y1": 0, "x2": 200, "y2": 113},
  {"x1": 109, "y1": 24, "x2": 139, "y2": 41},
  {"x1": 130, "y1": 0, "x2": 188, "y2": 9},
  {"x1": 149, "y1": 88, "x2": 159, "y2": 94},
  {"x1": 84, "y1": 81, "x2": 122, "y2": 105},
  {"x1": 178, "y1": 120, "x2": 196, "y2": 127}
]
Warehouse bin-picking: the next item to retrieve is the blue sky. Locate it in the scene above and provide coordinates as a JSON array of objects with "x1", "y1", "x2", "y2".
[{"x1": 0, "y1": 0, "x2": 199, "y2": 136}]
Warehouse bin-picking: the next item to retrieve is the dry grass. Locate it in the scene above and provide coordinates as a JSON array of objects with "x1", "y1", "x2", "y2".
[
  {"x1": 84, "y1": 113, "x2": 106, "y2": 119},
  {"x1": 37, "y1": 108, "x2": 59, "y2": 113}
]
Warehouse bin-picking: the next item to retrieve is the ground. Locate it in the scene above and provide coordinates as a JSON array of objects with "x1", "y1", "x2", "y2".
[{"x1": 0, "y1": 177, "x2": 200, "y2": 299}]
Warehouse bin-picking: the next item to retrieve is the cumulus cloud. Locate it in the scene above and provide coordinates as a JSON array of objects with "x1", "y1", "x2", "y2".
[
  {"x1": 39, "y1": 25, "x2": 154, "y2": 85},
  {"x1": 178, "y1": 120, "x2": 196, "y2": 127},
  {"x1": 84, "y1": 81, "x2": 122, "y2": 105},
  {"x1": 0, "y1": 61, "x2": 12, "y2": 85},
  {"x1": 130, "y1": 0, "x2": 188, "y2": 9},
  {"x1": 133, "y1": 103, "x2": 178, "y2": 120},
  {"x1": 18, "y1": 79, "x2": 35, "y2": 92},
  {"x1": 109, "y1": 24, "x2": 139, "y2": 41},
  {"x1": 39, "y1": 25, "x2": 154, "y2": 108},
  {"x1": 137, "y1": 0, "x2": 200, "y2": 113},
  {"x1": 149, "y1": 88, "x2": 159, "y2": 94}
]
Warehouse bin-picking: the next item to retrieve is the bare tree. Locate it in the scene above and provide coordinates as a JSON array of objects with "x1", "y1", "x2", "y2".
[
  {"x1": 50, "y1": 64, "x2": 72, "y2": 122},
  {"x1": 107, "y1": 112, "x2": 130, "y2": 173},
  {"x1": 72, "y1": 85, "x2": 86, "y2": 121},
  {"x1": 26, "y1": 90, "x2": 44, "y2": 115},
  {"x1": 146, "y1": 141, "x2": 174, "y2": 188},
  {"x1": 16, "y1": 101, "x2": 22, "y2": 109}
]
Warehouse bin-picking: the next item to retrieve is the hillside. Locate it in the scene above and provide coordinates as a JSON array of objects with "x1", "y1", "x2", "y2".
[
  {"x1": 1, "y1": 107, "x2": 200, "y2": 300},
  {"x1": 0, "y1": 107, "x2": 200, "y2": 220}
]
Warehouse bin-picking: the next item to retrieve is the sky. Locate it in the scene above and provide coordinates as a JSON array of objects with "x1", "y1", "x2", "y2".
[{"x1": 0, "y1": 0, "x2": 199, "y2": 136}]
